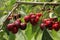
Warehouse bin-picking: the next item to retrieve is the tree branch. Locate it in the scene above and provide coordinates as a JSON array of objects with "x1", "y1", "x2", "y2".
[
  {"x1": 16, "y1": 1, "x2": 60, "y2": 5},
  {"x1": 3, "y1": 3, "x2": 19, "y2": 24}
]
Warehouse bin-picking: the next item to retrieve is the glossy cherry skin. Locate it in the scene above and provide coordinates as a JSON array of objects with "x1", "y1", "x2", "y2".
[
  {"x1": 20, "y1": 23, "x2": 27, "y2": 30},
  {"x1": 24, "y1": 16, "x2": 30, "y2": 23}
]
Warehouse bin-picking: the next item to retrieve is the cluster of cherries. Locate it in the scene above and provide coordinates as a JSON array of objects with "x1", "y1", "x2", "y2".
[
  {"x1": 7, "y1": 12, "x2": 60, "y2": 34},
  {"x1": 40, "y1": 18, "x2": 60, "y2": 31},
  {"x1": 7, "y1": 19, "x2": 27, "y2": 34},
  {"x1": 7, "y1": 13, "x2": 42, "y2": 34},
  {"x1": 24, "y1": 13, "x2": 42, "y2": 25}
]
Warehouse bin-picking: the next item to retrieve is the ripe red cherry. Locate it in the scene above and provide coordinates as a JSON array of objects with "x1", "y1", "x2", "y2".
[
  {"x1": 30, "y1": 14, "x2": 36, "y2": 19},
  {"x1": 40, "y1": 23, "x2": 46, "y2": 30},
  {"x1": 14, "y1": 19, "x2": 21, "y2": 27},
  {"x1": 35, "y1": 16, "x2": 40, "y2": 23},
  {"x1": 11, "y1": 27, "x2": 18, "y2": 34},
  {"x1": 20, "y1": 23, "x2": 27, "y2": 30},
  {"x1": 14, "y1": 21, "x2": 20, "y2": 27},
  {"x1": 45, "y1": 20, "x2": 52, "y2": 27},
  {"x1": 24, "y1": 16, "x2": 30, "y2": 23},
  {"x1": 30, "y1": 20, "x2": 36, "y2": 25},
  {"x1": 36, "y1": 13, "x2": 42, "y2": 17},
  {"x1": 7, "y1": 23, "x2": 14, "y2": 31},
  {"x1": 52, "y1": 23, "x2": 59, "y2": 31}
]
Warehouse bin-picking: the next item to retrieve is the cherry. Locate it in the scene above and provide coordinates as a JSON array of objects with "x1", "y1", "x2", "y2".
[
  {"x1": 40, "y1": 23, "x2": 46, "y2": 30},
  {"x1": 11, "y1": 27, "x2": 18, "y2": 34},
  {"x1": 30, "y1": 14, "x2": 36, "y2": 25},
  {"x1": 30, "y1": 14, "x2": 36, "y2": 19},
  {"x1": 52, "y1": 23, "x2": 59, "y2": 31},
  {"x1": 36, "y1": 13, "x2": 42, "y2": 17},
  {"x1": 20, "y1": 23, "x2": 27, "y2": 30},
  {"x1": 24, "y1": 16, "x2": 30, "y2": 23},
  {"x1": 7, "y1": 23, "x2": 14, "y2": 31},
  {"x1": 35, "y1": 16, "x2": 40, "y2": 23},
  {"x1": 30, "y1": 19, "x2": 36, "y2": 25},
  {"x1": 14, "y1": 21, "x2": 20, "y2": 27},
  {"x1": 45, "y1": 20, "x2": 52, "y2": 27},
  {"x1": 14, "y1": 19, "x2": 21, "y2": 27}
]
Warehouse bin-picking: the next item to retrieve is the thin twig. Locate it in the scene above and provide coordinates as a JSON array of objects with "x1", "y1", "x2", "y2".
[
  {"x1": 3, "y1": 3, "x2": 19, "y2": 24},
  {"x1": 16, "y1": 1, "x2": 60, "y2": 5}
]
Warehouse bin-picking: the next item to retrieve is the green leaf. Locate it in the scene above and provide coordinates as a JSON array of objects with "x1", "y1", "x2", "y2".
[
  {"x1": 10, "y1": 0, "x2": 16, "y2": 6},
  {"x1": 8, "y1": 33, "x2": 15, "y2": 40},
  {"x1": 51, "y1": 30, "x2": 60, "y2": 40},
  {"x1": 36, "y1": 32, "x2": 43, "y2": 40},
  {"x1": 54, "y1": 6, "x2": 60, "y2": 16},
  {"x1": 15, "y1": 30, "x2": 26, "y2": 40},
  {"x1": 34, "y1": 28, "x2": 41, "y2": 40},
  {"x1": 25, "y1": 23, "x2": 32, "y2": 40},
  {"x1": 58, "y1": 16, "x2": 60, "y2": 21},
  {"x1": 42, "y1": 28, "x2": 53, "y2": 40},
  {"x1": 0, "y1": 15, "x2": 7, "y2": 25}
]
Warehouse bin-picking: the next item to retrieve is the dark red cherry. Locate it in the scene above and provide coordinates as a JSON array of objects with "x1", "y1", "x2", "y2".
[
  {"x1": 20, "y1": 23, "x2": 27, "y2": 30},
  {"x1": 40, "y1": 23, "x2": 46, "y2": 30},
  {"x1": 7, "y1": 23, "x2": 14, "y2": 31},
  {"x1": 36, "y1": 13, "x2": 42, "y2": 17},
  {"x1": 24, "y1": 16, "x2": 30, "y2": 23},
  {"x1": 52, "y1": 23, "x2": 59, "y2": 31},
  {"x1": 35, "y1": 16, "x2": 40, "y2": 23},
  {"x1": 11, "y1": 27, "x2": 18, "y2": 34},
  {"x1": 30, "y1": 14, "x2": 36, "y2": 19}
]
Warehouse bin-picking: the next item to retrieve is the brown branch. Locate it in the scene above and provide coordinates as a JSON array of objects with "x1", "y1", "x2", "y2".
[{"x1": 16, "y1": 1, "x2": 60, "y2": 5}]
